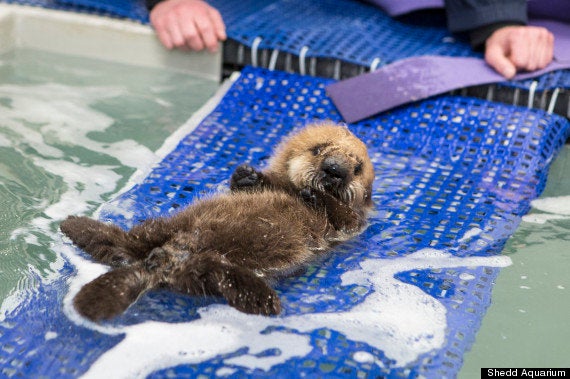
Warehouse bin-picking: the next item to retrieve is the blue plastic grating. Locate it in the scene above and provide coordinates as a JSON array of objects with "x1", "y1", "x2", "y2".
[
  {"x1": 506, "y1": 69, "x2": 570, "y2": 90},
  {"x1": 57, "y1": 0, "x2": 150, "y2": 22},
  {"x1": 0, "y1": 0, "x2": 149, "y2": 22},
  {"x1": 1, "y1": 67, "x2": 568, "y2": 378},
  {"x1": 211, "y1": 0, "x2": 479, "y2": 67}
]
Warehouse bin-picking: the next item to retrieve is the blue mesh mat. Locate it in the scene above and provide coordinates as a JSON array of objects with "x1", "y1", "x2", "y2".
[
  {"x1": 1, "y1": 66, "x2": 568, "y2": 378},
  {"x1": 211, "y1": 0, "x2": 480, "y2": 67},
  {"x1": 0, "y1": 0, "x2": 150, "y2": 22}
]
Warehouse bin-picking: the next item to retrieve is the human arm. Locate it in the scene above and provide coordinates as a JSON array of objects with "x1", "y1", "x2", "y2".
[
  {"x1": 146, "y1": 0, "x2": 226, "y2": 52},
  {"x1": 444, "y1": 0, "x2": 554, "y2": 79}
]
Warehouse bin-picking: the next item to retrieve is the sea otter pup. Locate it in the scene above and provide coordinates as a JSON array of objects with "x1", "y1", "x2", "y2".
[{"x1": 60, "y1": 122, "x2": 374, "y2": 321}]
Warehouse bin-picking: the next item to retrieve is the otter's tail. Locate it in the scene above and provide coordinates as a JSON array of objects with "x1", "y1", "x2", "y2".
[{"x1": 74, "y1": 266, "x2": 153, "y2": 322}]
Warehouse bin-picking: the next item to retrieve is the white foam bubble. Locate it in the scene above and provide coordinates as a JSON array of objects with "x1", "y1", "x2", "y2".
[
  {"x1": 0, "y1": 134, "x2": 11, "y2": 147},
  {"x1": 521, "y1": 196, "x2": 570, "y2": 224},
  {"x1": 530, "y1": 196, "x2": 570, "y2": 215},
  {"x1": 44, "y1": 331, "x2": 58, "y2": 340},
  {"x1": 458, "y1": 228, "x2": 483, "y2": 243},
  {"x1": 522, "y1": 213, "x2": 569, "y2": 224},
  {"x1": 459, "y1": 273, "x2": 476, "y2": 281},
  {"x1": 216, "y1": 367, "x2": 238, "y2": 377},
  {"x1": 353, "y1": 351, "x2": 375, "y2": 364}
]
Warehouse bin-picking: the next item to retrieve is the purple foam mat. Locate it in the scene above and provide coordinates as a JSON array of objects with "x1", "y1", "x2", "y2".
[{"x1": 327, "y1": 55, "x2": 570, "y2": 123}]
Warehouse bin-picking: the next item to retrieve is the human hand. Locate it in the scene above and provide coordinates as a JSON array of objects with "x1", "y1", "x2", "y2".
[
  {"x1": 485, "y1": 25, "x2": 554, "y2": 79},
  {"x1": 149, "y1": 0, "x2": 226, "y2": 52}
]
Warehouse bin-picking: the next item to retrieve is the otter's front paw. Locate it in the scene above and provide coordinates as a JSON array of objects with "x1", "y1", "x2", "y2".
[
  {"x1": 230, "y1": 164, "x2": 262, "y2": 191},
  {"x1": 334, "y1": 207, "x2": 366, "y2": 235},
  {"x1": 342, "y1": 214, "x2": 366, "y2": 235},
  {"x1": 300, "y1": 187, "x2": 319, "y2": 208}
]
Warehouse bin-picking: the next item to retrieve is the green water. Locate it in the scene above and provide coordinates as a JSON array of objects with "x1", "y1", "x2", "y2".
[
  {"x1": 0, "y1": 48, "x2": 218, "y2": 313},
  {"x1": 460, "y1": 145, "x2": 570, "y2": 375}
]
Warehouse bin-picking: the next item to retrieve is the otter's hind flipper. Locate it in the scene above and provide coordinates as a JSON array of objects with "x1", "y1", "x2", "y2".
[
  {"x1": 60, "y1": 216, "x2": 137, "y2": 267},
  {"x1": 74, "y1": 266, "x2": 152, "y2": 321},
  {"x1": 170, "y1": 252, "x2": 281, "y2": 316}
]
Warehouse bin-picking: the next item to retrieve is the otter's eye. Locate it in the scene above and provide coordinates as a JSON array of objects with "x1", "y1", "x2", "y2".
[
  {"x1": 310, "y1": 143, "x2": 328, "y2": 156},
  {"x1": 354, "y1": 162, "x2": 363, "y2": 175}
]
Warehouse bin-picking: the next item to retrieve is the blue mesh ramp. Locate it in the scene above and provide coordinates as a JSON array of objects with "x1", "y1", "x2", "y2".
[
  {"x1": 212, "y1": 0, "x2": 480, "y2": 68},
  {"x1": 56, "y1": 0, "x2": 149, "y2": 22},
  {"x1": 1, "y1": 66, "x2": 569, "y2": 378},
  {"x1": 0, "y1": 0, "x2": 150, "y2": 22}
]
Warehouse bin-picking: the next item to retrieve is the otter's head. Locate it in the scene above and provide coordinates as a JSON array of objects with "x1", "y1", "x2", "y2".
[{"x1": 269, "y1": 122, "x2": 374, "y2": 210}]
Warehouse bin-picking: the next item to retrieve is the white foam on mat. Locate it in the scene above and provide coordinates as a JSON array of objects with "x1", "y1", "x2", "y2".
[{"x1": 72, "y1": 241, "x2": 510, "y2": 378}]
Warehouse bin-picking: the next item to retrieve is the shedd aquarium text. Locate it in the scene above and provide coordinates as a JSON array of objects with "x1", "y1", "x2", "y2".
[{"x1": 483, "y1": 369, "x2": 568, "y2": 378}]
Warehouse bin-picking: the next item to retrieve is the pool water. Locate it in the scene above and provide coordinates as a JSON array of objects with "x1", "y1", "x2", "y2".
[
  {"x1": 0, "y1": 48, "x2": 218, "y2": 316},
  {"x1": 461, "y1": 145, "x2": 570, "y2": 375}
]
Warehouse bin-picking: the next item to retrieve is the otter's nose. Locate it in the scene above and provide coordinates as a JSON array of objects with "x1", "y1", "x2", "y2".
[{"x1": 322, "y1": 157, "x2": 348, "y2": 181}]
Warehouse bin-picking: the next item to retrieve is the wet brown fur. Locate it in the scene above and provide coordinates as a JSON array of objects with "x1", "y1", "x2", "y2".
[{"x1": 60, "y1": 122, "x2": 374, "y2": 321}]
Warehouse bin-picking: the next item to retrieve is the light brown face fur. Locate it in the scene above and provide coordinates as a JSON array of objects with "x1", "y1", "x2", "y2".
[{"x1": 268, "y1": 122, "x2": 374, "y2": 209}]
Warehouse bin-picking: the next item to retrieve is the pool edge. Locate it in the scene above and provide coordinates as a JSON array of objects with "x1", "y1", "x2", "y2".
[{"x1": 0, "y1": 3, "x2": 221, "y2": 81}]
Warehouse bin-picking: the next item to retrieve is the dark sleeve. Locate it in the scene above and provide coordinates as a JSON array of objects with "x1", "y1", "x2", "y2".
[
  {"x1": 444, "y1": 0, "x2": 527, "y2": 49},
  {"x1": 146, "y1": 0, "x2": 164, "y2": 11}
]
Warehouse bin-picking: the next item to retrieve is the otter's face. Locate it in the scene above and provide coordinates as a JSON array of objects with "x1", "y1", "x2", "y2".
[{"x1": 274, "y1": 124, "x2": 374, "y2": 209}]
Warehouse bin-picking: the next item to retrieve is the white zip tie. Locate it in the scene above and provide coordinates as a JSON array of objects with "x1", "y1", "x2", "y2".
[
  {"x1": 285, "y1": 53, "x2": 292, "y2": 72},
  {"x1": 539, "y1": 89, "x2": 548, "y2": 110},
  {"x1": 547, "y1": 87, "x2": 560, "y2": 114},
  {"x1": 333, "y1": 60, "x2": 341, "y2": 80},
  {"x1": 486, "y1": 85, "x2": 494, "y2": 101},
  {"x1": 299, "y1": 46, "x2": 309, "y2": 75},
  {"x1": 268, "y1": 49, "x2": 279, "y2": 71},
  {"x1": 369, "y1": 57, "x2": 381, "y2": 72},
  {"x1": 251, "y1": 36, "x2": 262, "y2": 67},
  {"x1": 309, "y1": 57, "x2": 317, "y2": 77},
  {"x1": 237, "y1": 44, "x2": 245, "y2": 65},
  {"x1": 512, "y1": 87, "x2": 520, "y2": 106},
  {"x1": 527, "y1": 81, "x2": 538, "y2": 109}
]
